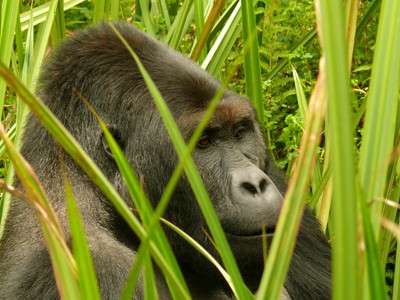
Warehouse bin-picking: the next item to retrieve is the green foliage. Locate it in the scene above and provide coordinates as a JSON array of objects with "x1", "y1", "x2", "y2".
[{"x1": 0, "y1": 1, "x2": 399, "y2": 300}]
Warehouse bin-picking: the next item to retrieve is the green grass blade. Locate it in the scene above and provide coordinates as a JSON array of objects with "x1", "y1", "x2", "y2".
[
  {"x1": 0, "y1": 0, "x2": 19, "y2": 117},
  {"x1": 202, "y1": 1, "x2": 241, "y2": 76},
  {"x1": 93, "y1": 0, "x2": 106, "y2": 23},
  {"x1": 14, "y1": 6, "x2": 24, "y2": 72},
  {"x1": 208, "y1": 0, "x2": 238, "y2": 40},
  {"x1": 292, "y1": 66, "x2": 308, "y2": 121},
  {"x1": 65, "y1": 178, "x2": 101, "y2": 300},
  {"x1": 161, "y1": 218, "x2": 235, "y2": 296},
  {"x1": 120, "y1": 244, "x2": 148, "y2": 300},
  {"x1": 50, "y1": 0, "x2": 65, "y2": 47},
  {"x1": 138, "y1": 0, "x2": 155, "y2": 35},
  {"x1": 191, "y1": 0, "x2": 224, "y2": 62},
  {"x1": 359, "y1": 197, "x2": 386, "y2": 300},
  {"x1": 19, "y1": 0, "x2": 86, "y2": 31},
  {"x1": 317, "y1": 2, "x2": 359, "y2": 299},
  {"x1": 143, "y1": 253, "x2": 158, "y2": 300},
  {"x1": 109, "y1": 0, "x2": 120, "y2": 20},
  {"x1": 359, "y1": 0, "x2": 400, "y2": 235},
  {"x1": 356, "y1": 1, "x2": 400, "y2": 296},
  {"x1": 194, "y1": 0, "x2": 205, "y2": 42},
  {"x1": 240, "y1": 0, "x2": 264, "y2": 123},
  {"x1": 166, "y1": 0, "x2": 193, "y2": 48},
  {"x1": 0, "y1": 0, "x2": 21, "y2": 238},
  {"x1": 157, "y1": 0, "x2": 171, "y2": 28},
  {"x1": 29, "y1": 0, "x2": 59, "y2": 90}
]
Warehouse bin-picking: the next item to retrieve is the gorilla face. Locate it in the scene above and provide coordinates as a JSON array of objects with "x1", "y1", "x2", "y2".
[
  {"x1": 193, "y1": 97, "x2": 282, "y2": 233},
  {"x1": 123, "y1": 91, "x2": 285, "y2": 288},
  {"x1": 188, "y1": 97, "x2": 283, "y2": 233}
]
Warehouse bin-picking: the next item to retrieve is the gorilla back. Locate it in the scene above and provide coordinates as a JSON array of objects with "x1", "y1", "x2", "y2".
[{"x1": 0, "y1": 23, "x2": 330, "y2": 299}]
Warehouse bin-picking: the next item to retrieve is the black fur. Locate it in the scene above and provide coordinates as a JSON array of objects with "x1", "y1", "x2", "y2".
[{"x1": 0, "y1": 23, "x2": 330, "y2": 299}]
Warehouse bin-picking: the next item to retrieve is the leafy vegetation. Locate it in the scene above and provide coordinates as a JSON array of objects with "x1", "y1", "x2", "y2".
[{"x1": 0, "y1": 0, "x2": 399, "y2": 299}]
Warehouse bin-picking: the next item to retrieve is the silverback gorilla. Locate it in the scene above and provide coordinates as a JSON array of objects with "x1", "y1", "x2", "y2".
[{"x1": 0, "y1": 23, "x2": 330, "y2": 299}]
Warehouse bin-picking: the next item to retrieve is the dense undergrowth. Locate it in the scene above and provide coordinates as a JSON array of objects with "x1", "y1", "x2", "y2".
[{"x1": 0, "y1": 0, "x2": 399, "y2": 299}]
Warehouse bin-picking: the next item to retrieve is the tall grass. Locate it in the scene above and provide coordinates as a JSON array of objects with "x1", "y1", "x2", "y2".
[{"x1": 0, "y1": 1, "x2": 399, "y2": 299}]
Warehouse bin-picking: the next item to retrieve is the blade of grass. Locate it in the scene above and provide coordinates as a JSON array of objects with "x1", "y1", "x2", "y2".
[
  {"x1": 359, "y1": 195, "x2": 387, "y2": 300},
  {"x1": 380, "y1": 136, "x2": 400, "y2": 270},
  {"x1": 0, "y1": 0, "x2": 19, "y2": 118},
  {"x1": 138, "y1": 0, "x2": 155, "y2": 35},
  {"x1": 208, "y1": 0, "x2": 238, "y2": 41},
  {"x1": 14, "y1": 5, "x2": 25, "y2": 72},
  {"x1": 345, "y1": 0, "x2": 360, "y2": 67},
  {"x1": 191, "y1": 0, "x2": 224, "y2": 62},
  {"x1": 93, "y1": 0, "x2": 106, "y2": 23},
  {"x1": 109, "y1": 0, "x2": 120, "y2": 20},
  {"x1": 157, "y1": 0, "x2": 171, "y2": 28},
  {"x1": 292, "y1": 66, "x2": 308, "y2": 121},
  {"x1": 317, "y1": 1, "x2": 359, "y2": 299},
  {"x1": 355, "y1": 2, "x2": 400, "y2": 297},
  {"x1": 50, "y1": 0, "x2": 65, "y2": 47},
  {"x1": 161, "y1": 218, "x2": 235, "y2": 294},
  {"x1": 19, "y1": 0, "x2": 85, "y2": 31},
  {"x1": 143, "y1": 253, "x2": 158, "y2": 300},
  {"x1": 120, "y1": 242, "x2": 148, "y2": 300},
  {"x1": 240, "y1": 0, "x2": 264, "y2": 123},
  {"x1": 166, "y1": 0, "x2": 193, "y2": 48},
  {"x1": 202, "y1": 1, "x2": 241, "y2": 76},
  {"x1": 359, "y1": 0, "x2": 400, "y2": 236},
  {"x1": 292, "y1": 65, "x2": 324, "y2": 201},
  {"x1": 64, "y1": 177, "x2": 101, "y2": 300},
  {"x1": 29, "y1": 0, "x2": 59, "y2": 90},
  {"x1": 193, "y1": 0, "x2": 206, "y2": 55}
]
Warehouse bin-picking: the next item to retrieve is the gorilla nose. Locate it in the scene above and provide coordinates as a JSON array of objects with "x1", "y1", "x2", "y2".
[
  {"x1": 234, "y1": 166, "x2": 279, "y2": 201},
  {"x1": 231, "y1": 164, "x2": 283, "y2": 210},
  {"x1": 240, "y1": 178, "x2": 268, "y2": 196},
  {"x1": 228, "y1": 165, "x2": 283, "y2": 235}
]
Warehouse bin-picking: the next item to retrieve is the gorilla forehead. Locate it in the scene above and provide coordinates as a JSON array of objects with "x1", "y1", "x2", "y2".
[{"x1": 177, "y1": 96, "x2": 254, "y2": 136}]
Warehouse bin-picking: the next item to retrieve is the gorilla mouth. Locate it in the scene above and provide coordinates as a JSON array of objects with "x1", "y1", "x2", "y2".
[{"x1": 226, "y1": 226, "x2": 275, "y2": 239}]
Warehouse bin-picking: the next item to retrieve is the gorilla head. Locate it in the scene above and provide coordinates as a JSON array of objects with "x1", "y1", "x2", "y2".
[{"x1": 0, "y1": 22, "x2": 330, "y2": 300}]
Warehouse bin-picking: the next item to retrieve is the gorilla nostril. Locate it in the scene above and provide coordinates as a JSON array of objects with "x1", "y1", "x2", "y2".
[
  {"x1": 241, "y1": 182, "x2": 258, "y2": 195},
  {"x1": 259, "y1": 178, "x2": 267, "y2": 193}
]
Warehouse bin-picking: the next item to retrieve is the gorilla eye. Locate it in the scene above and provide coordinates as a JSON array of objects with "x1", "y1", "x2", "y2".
[
  {"x1": 198, "y1": 135, "x2": 211, "y2": 148},
  {"x1": 234, "y1": 126, "x2": 247, "y2": 139},
  {"x1": 234, "y1": 121, "x2": 252, "y2": 139}
]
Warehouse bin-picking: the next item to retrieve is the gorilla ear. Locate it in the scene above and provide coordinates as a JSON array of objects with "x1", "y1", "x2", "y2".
[{"x1": 101, "y1": 125, "x2": 125, "y2": 159}]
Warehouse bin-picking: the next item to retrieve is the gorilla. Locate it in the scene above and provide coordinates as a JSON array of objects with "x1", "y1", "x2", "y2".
[{"x1": 0, "y1": 22, "x2": 330, "y2": 299}]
